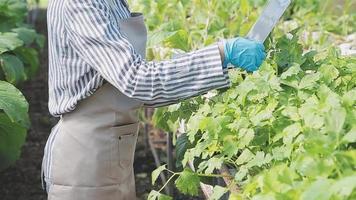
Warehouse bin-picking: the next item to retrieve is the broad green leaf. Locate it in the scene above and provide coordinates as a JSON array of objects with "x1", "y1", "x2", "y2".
[
  {"x1": 12, "y1": 27, "x2": 37, "y2": 46},
  {"x1": 325, "y1": 107, "x2": 346, "y2": 134},
  {"x1": 331, "y1": 176, "x2": 356, "y2": 197},
  {"x1": 0, "y1": 53, "x2": 27, "y2": 84},
  {"x1": 299, "y1": 72, "x2": 320, "y2": 90},
  {"x1": 234, "y1": 166, "x2": 248, "y2": 182},
  {"x1": 0, "y1": 81, "x2": 29, "y2": 128},
  {"x1": 238, "y1": 128, "x2": 255, "y2": 148},
  {"x1": 36, "y1": 34, "x2": 46, "y2": 49},
  {"x1": 0, "y1": 0, "x2": 27, "y2": 24},
  {"x1": 247, "y1": 151, "x2": 271, "y2": 168},
  {"x1": 0, "y1": 32, "x2": 23, "y2": 54},
  {"x1": 176, "y1": 133, "x2": 189, "y2": 168},
  {"x1": 198, "y1": 157, "x2": 222, "y2": 174},
  {"x1": 342, "y1": 89, "x2": 356, "y2": 107},
  {"x1": 229, "y1": 193, "x2": 243, "y2": 200},
  {"x1": 235, "y1": 149, "x2": 254, "y2": 165},
  {"x1": 0, "y1": 113, "x2": 27, "y2": 171},
  {"x1": 342, "y1": 127, "x2": 356, "y2": 143},
  {"x1": 319, "y1": 64, "x2": 339, "y2": 85},
  {"x1": 301, "y1": 179, "x2": 332, "y2": 200},
  {"x1": 293, "y1": 154, "x2": 335, "y2": 178},
  {"x1": 175, "y1": 168, "x2": 200, "y2": 196},
  {"x1": 14, "y1": 47, "x2": 39, "y2": 78},
  {"x1": 239, "y1": 0, "x2": 250, "y2": 17},
  {"x1": 209, "y1": 185, "x2": 228, "y2": 200},
  {"x1": 152, "y1": 164, "x2": 166, "y2": 185},
  {"x1": 272, "y1": 145, "x2": 292, "y2": 161},
  {"x1": 250, "y1": 99, "x2": 278, "y2": 126},
  {"x1": 283, "y1": 123, "x2": 302, "y2": 144},
  {"x1": 280, "y1": 63, "x2": 301, "y2": 80},
  {"x1": 298, "y1": 97, "x2": 324, "y2": 129},
  {"x1": 222, "y1": 135, "x2": 239, "y2": 158},
  {"x1": 281, "y1": 106, "x2": 300, "y2": 121},
  {"x1": 164, "y1": 30, "x2": 189, "y2": 51}
]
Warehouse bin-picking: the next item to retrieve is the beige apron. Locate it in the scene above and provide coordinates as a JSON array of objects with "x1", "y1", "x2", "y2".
[{"x1": 43, "y1": 10, "x2": 147, "y2": 200}]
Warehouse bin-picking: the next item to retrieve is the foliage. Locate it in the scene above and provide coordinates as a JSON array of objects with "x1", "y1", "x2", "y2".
[
  {"x1": 0, "y1": 81, "x2": 29, "y2": 171},
  {"x1": 128, "y1": 0, "x2": 356, "y2": 199},
  {"x1": 0, "y1": 0, "x2": 42, "y2": 170}
]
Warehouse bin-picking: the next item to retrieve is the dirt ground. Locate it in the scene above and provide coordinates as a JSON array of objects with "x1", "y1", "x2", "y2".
[{"x1": 0, "y1": 9, "x2": 157, "y2": 200}]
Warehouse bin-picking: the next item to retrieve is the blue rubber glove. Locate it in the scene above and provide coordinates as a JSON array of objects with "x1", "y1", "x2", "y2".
[{"x1": 222, "y1": 37, "x2": 266, "y2": 72}]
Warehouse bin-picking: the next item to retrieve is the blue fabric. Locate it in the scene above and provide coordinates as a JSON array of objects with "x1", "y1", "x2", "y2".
[{"x1": 223, "y1": 37, "x2": 266, "y2": 72}]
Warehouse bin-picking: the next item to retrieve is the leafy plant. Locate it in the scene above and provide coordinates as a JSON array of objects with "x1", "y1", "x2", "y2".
[
  {"x1": 0, "y1": 80, "x2": 29, "y2": 171},
  {"x1": 0, "y1": 0, "x2": 42, "y2": 170},
  {"x1": 128, "y1": 0, "x2": 355, "y2": 199}
]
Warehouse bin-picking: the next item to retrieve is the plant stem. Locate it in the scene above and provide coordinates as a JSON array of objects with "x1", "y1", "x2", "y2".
[{"x1": 158, "y1": 173, "x2": 178, "y2": 193}]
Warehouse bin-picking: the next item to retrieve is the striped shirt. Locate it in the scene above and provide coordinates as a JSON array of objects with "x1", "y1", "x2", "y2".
[{"x1": 47, "y1": 0, "x2": 231, "y2": 117}]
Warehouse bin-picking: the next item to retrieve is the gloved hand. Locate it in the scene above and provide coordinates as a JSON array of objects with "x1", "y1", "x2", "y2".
[{"x1": 222, "y1": 37, "x2": 266, "y2": 72}]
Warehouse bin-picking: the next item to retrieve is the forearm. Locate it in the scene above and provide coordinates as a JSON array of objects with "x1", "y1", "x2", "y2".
[{"x1": 77, "y1": 42, "x2": 231, "y2": 106}]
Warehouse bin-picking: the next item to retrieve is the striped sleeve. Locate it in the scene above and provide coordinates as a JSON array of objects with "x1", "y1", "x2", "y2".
[{"x1": 63, "y1": 0, "x2": 231, "y2": 106}]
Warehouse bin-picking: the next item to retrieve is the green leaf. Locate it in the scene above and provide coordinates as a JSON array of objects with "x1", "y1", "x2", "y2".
[
  {"x1": 0, "y1": 81, "x2": 29, "y2": 128},
  {"x1": 36, "y1": 34, "x2": 46, "y2": 49},
  {"x1": 282, "y1": 123, "x2": 302, "y2": 144},
  {"x1": 0, "y1": 0, "x2": 27, "y2": 26},
  {"x1": 299, "y1": 72, "x2": 320, "y2": 90},
  {"x1": 280, "y1": 63, "x2": 301, "y2": 80},
  {"x1": 272, "y1": 145, "x2": 292, "y2": 161},
  {"x1": 342, "y1": 127, "x2": 356, "y2": 143},
  {"x1": 331, "y1": 176, "x2": 356, "y2": 197},
  {"x1": 301, "y1": 178, "x2": 332, "y2": 200},
  {"x1": 176, "y1": 133, "x2": 189, "y2": 168},
  {"x1": 222, "y1": 135, "x2": 239, "y2": 158},
  {"x1": 198, "y1": 157, "x2": 222, "y2": 174},
  {"x1": 281, "y1": 106, "x2": 300, "y2": 121},
  {"x1": 0, "y1": 113, "x2": 27, "y2": 171},
  {"x1": 275, "y1": 31, "x2": 303, "y2": 68},
  {"x1": 342, "y1": 89, "x2": 356, "y2": 107},
  {"x1": 238, "y1": 128, "x2": 255, "y2": 148},
  {"x1": 234, "y1": 166, "x2": 248, "y2": 182},
  {"x1": 0, "y1": 53, "x2": 27, "y2": 84},
  {"x1": 147, "y1": 190, "x2": 173, "y2": 200},
  {"x1": 298, "y1": 97, "x2": 324, "y2": 129},
  {"x1": 0, "y1": 32, "x2": 23, "y2": 54},
  {"x1": 12, "y1": 27, "x2": 37, "y2": 46},
  {"x1": 14, "y1": 47, "x2": 39, "y2": 78},
  {"x1": 319, "y1": 64, "x2": 339, "y2": 85},
  {"x1": 235, "y1": 149, "x2": 254, "y2": 165},
  {"x1": 325, "y1": 107, "x2": 346, "y2": 134},
  {"x1": 152, "y1": 164, "x2": 167, "y2": 185},
  {"x1": 209, "y1": 185, "x2": 228, "y2": 200},
  {"x1": 175, "y1": 168, "x2": 200, "y2": 196},
  {"x1": 147, "y1": 190, "x2": 160, "y2": 200},
  {"x1": 164, "y1": 30, "x2": 189, "y2": 51},
  {"x1": 247, "y1": 151, "x2": 271, "y2": 168}
]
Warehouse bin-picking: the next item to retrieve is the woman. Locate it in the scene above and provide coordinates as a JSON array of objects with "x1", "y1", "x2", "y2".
[{"x1": 42, "y1": 0, "x2": 265, "y2": 199}]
